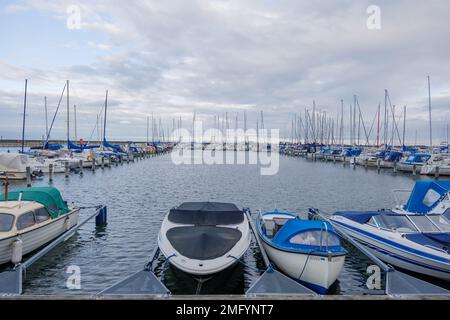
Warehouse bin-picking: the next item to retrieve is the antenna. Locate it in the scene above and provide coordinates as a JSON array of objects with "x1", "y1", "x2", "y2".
[{"x1": 427, "y1": 75, "x2": 433, "y2": 150}]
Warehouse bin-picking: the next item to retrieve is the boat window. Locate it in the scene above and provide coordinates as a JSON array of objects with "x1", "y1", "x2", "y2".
[
  {"x1": 408, "y1": 215, "x2": 440, "y2": 232},
  {"x1": 0, "y1": 213, "x2": 14, "y2": 232},
  {"x1": 376, "y1": 215, "x2": 417, "y2": 232},
  {"x1": 423, "y1": 189, "x2": 441, "y2": 207},
  {"x1": 428, "y1": 215, "x2": 450, "y2": 231},
  {"x1": 16, "y1": 211, "x2": 36, "y2": 230},
  {"x1": 290, "y1": 230, "x2": 340, "y2": 246},
  {"x1": 417, "y1": 155, "x2": 430, "y2": 163},
  {"x1": 367, "y1": 216, "x2": 379, "y2": 227},
  {"x1": 35, "y1": 207, "x2": 50, "y2": 223}
]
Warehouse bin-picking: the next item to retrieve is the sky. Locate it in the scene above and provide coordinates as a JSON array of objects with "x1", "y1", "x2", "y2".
[{"x1": 0, "y1": 0, "x2": 449, "y2": 144}]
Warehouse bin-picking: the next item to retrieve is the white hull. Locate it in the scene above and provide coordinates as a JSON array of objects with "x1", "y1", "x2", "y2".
[
  {"x1": 331, "y1": 219, "x2": 450, "y2": 281},
  {"x1": 158, "y1": 212, "x2": 251, "y2": 276},
  {"x1": 397, "y1": 163, "x2": 424, "y2": 172},
  {"x1": 421, "y1": 164, "x2": 450, "y2": 176},
  {"x1": 0, "y1": 171, "x2": 27, "y2": 180},
  {"x1": 0, "y1": 209, "x2": 79, "y2": 265},
  {"x1": 260, "y1": 238, "x2": 345, "y2": 292}
]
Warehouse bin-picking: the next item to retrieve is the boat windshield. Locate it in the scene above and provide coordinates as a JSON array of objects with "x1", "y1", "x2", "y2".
[
  {"x1": 289, "y1": 230, "x2": 341, "y2": 246},
  {"x1": 428, "y1": 215, "x2": 450, "y2": 231},
  {"x1": 375, "y1": 215, "x2": 418, "y2": 233},
  {"x1": 408, "y1": 215, "x2": 440, "y2": 232},
  {"x1": 0, "y1": 213, "x2": 14, "y2": 232}
]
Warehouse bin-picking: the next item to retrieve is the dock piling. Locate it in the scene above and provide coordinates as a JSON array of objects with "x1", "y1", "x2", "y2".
[
  {"x1": 65, "y1": 161, "x2": 69, "y2": 178},
  {"x1": 49, "y1": 164, "x2": 53, "y2": 183},
  {"x1": 412, "y1": 164, "x2": 417, "y2": 176},
  {"x1": 435, "y1": 166, "x2": 440, "y2": 179},
  {"x1": 79, "y1": 160, "x2": 83, "y2": 175},
  {"x1": 26, "y1": 166, "x2": 31, "y2": 187}
]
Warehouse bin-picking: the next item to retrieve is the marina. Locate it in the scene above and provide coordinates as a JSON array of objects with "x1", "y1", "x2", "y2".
[
  {"x1": 1, "y1": 2, "x2": 450, "y2": 310},
  {"x1": 1, "y1": 144, "x2": 449, "y2": 297}
]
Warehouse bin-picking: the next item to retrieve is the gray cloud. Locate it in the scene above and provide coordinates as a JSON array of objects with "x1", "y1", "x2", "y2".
[{"x1": 1, "y1": 0, "x2": 450, "y2": 143}]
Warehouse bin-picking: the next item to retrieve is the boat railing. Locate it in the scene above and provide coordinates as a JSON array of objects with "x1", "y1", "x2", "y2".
[{"x1": 319, "y1": 221, "x2": 329, "y2": 252}]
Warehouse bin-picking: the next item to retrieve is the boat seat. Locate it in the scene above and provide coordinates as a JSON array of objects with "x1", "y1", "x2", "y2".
[{"x1": 264, "y1": 220, "x2": 276, "y2": 238}]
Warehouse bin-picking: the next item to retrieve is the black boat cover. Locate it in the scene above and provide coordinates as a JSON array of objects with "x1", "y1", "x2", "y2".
[
  {"x1": 167, "y1": 226, "x2": 242, "y2": 260},
  {"x1": 168, "y1": 202, "x2": 244, "y2": 225}
]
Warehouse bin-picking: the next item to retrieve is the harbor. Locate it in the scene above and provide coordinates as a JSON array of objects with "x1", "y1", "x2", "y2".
[
  {"x1": 1, "y1": 144, "x2": 449, "y2": 297},
  {"x1": 1, "y1": 2, "x2": 450, "y2": 310}
]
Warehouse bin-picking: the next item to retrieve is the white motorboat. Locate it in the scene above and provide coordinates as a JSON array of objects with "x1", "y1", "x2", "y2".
[
  {"x1": 158, "y1": 202, "x2": 251, "y2": 276},
  {"x1": 397, "y1": 153, "x2": 432, "y2": 172},
  {"x1": 256, "y1": 210, "x2": 346, "y2": 294},
  {"x1": 330, "y1": 180, "x2": 450, "y2": 281},
  {"x1": 421, "y1": 154, "x2": 450, "y2": 176},
  {"x1": 0, "y1": 187, "x2": 79, "y2": 265},
  {"x1": 0, "y1": 153, "x2": 32, "y2": 180}
]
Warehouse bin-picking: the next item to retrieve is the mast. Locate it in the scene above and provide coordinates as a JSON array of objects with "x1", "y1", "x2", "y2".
[
  {"x1": 21, "y1": 79, "x2": 28, "y2": 153},
  {"x1": 103, "y1": 90, "x2": 108, "y2": 141},
  {"x1": 74, "y1": 104, "x2": 77, "y2": 141},
  {"x1": 384, "y1": 89, "x2": 388, "y2": 147},
  {"x1": 340, "y1": 100, "x2": 344, "y2": 146},
  {"x1": 44, "y1": 96, "x2": 48, "y2": 140},
  {"x1": 402, "y1": 105, "x2": 406, "y2": 147},
  {"x1": 146, "y1": 115, "x2": 149, "y2": 144},
  {"x1": 66, "y1": 80, "x2": 70, "y2": 144},
  {"x1": 427, "y1": 75, "x2": 433, "y2": 150},
  {"x1": 377, "y1": 103, "x2": 380, "y2": 148}
]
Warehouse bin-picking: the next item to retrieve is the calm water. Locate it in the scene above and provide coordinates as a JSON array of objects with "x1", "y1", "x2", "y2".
[{"x1": 2, "y1": 150, "x2": 449, "y2": 295}]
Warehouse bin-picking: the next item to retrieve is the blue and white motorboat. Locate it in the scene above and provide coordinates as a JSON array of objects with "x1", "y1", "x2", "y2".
[
  {"x1": 330, "y1": 180, "x2": 450, "y2": 281},
  {"x1": 397, "y1": 153, "x2": 432, "y2": 172},
  {"x1": 256, "y1": 210, "x2": 347, "y2": 294}
]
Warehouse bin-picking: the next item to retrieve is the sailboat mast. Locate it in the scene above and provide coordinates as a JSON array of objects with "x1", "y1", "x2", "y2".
[
  {"x1": 402, "y1": 105, "x2": 406, "y2": 147},
  {"x1": 146, "y1": 115, "x2": 149, "y2": 144},
  {"x1": 103, "y1": 90, "x2": 108, "y2": 141},
  {"x1": 74, "y1": 104, "x2": 77, "y2": 142},
  {"x1": 427, "y1": 75, "x2": 433, "y2": 150},
  {"x1": 44, "y1": 96, "x2": 48, "y2": 140},
  {"x1": 377, "y1": 103, "x2": 380, "y2": 148},
  {"x1": 66, "y1": 80, "x2": 70, "y2": 144},
  {"x1": 21, "y1": 79, "x2": 28, "y2": 153}
]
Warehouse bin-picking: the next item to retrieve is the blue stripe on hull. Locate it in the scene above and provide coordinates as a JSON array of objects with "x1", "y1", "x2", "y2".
[
  {"x1": 335, "y1": 221, "x2": 450, "y2": 275},
  {"x1": 333, "y1": 220, "x2": 450, "y2": 264}
]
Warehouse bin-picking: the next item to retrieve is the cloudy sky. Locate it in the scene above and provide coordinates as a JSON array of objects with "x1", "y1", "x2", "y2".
[{"x1": 1, "y1": 0, "x2": 449, "y2": 144}]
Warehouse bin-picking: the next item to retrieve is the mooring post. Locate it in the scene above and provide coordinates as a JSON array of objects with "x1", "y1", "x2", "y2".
[
  {"x1": 353, "y1": 156, "x2": 356, "y2": 169},
  {"x1": 79, "y1": 160, "x2": 83, "y2": 175},
  {"x1": 393, "y1": 160, "x2": 397, "y2": 173},
  {"x1": 365, "y1": 158, "x2": 368, "y2": 169},
  {"x1": 95, "y1": 206, "x2": 108, "y2": 226},
  {"x1": 377, "y1": 159, "x2": 381, "y2": 173},
  {"x1": 101, "y1": 156, "x2": 105, "y2": 169},
  {"x1": 65, "y1": 161, "x2": 69, "y2": 178},
  {"x1": 92, "y1": 159, "x2": 96, "y2": 172},
  {"x1": 49, "y1": 163, "x2": 53, "y2": 183},
  {"x1": 333, "y1": 156, "x2": 336, "y2": 164},
  {"x1": 412, "y1": 164, "x2": 417, "y2": 176},
  {"x1": 343, "y1": 156, "x2": 346, "y2": 166},
  {"x1": 435, "y1": 166, "x2": 440, "y2": 179},
  {"x1": 26, "y1": 166, "x2": 31, "y2": 187}
]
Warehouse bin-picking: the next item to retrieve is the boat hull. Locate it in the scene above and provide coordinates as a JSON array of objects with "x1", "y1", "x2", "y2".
[
  {"x1": 0, "y1": 171, "x2": 27, "y2": 180},
  {"x1": 333, "y1": 220, "x2": 450, "y2": 281},
  {"x1": 259, "y1": 236, "x2": 345, "y2": 294},
  {"x1": 0, "y1": 209, "x2": 80, "y2": 265}
]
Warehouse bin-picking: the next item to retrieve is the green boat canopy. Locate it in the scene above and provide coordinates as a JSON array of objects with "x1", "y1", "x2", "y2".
[{"x1": 0, "y1": 187, "x2": 70, "y2": 218}]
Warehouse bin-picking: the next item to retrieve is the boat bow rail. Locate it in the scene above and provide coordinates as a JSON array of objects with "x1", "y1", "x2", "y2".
[{"x1": 0, "y1": 205, "x2": 107, "y2": 295}]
